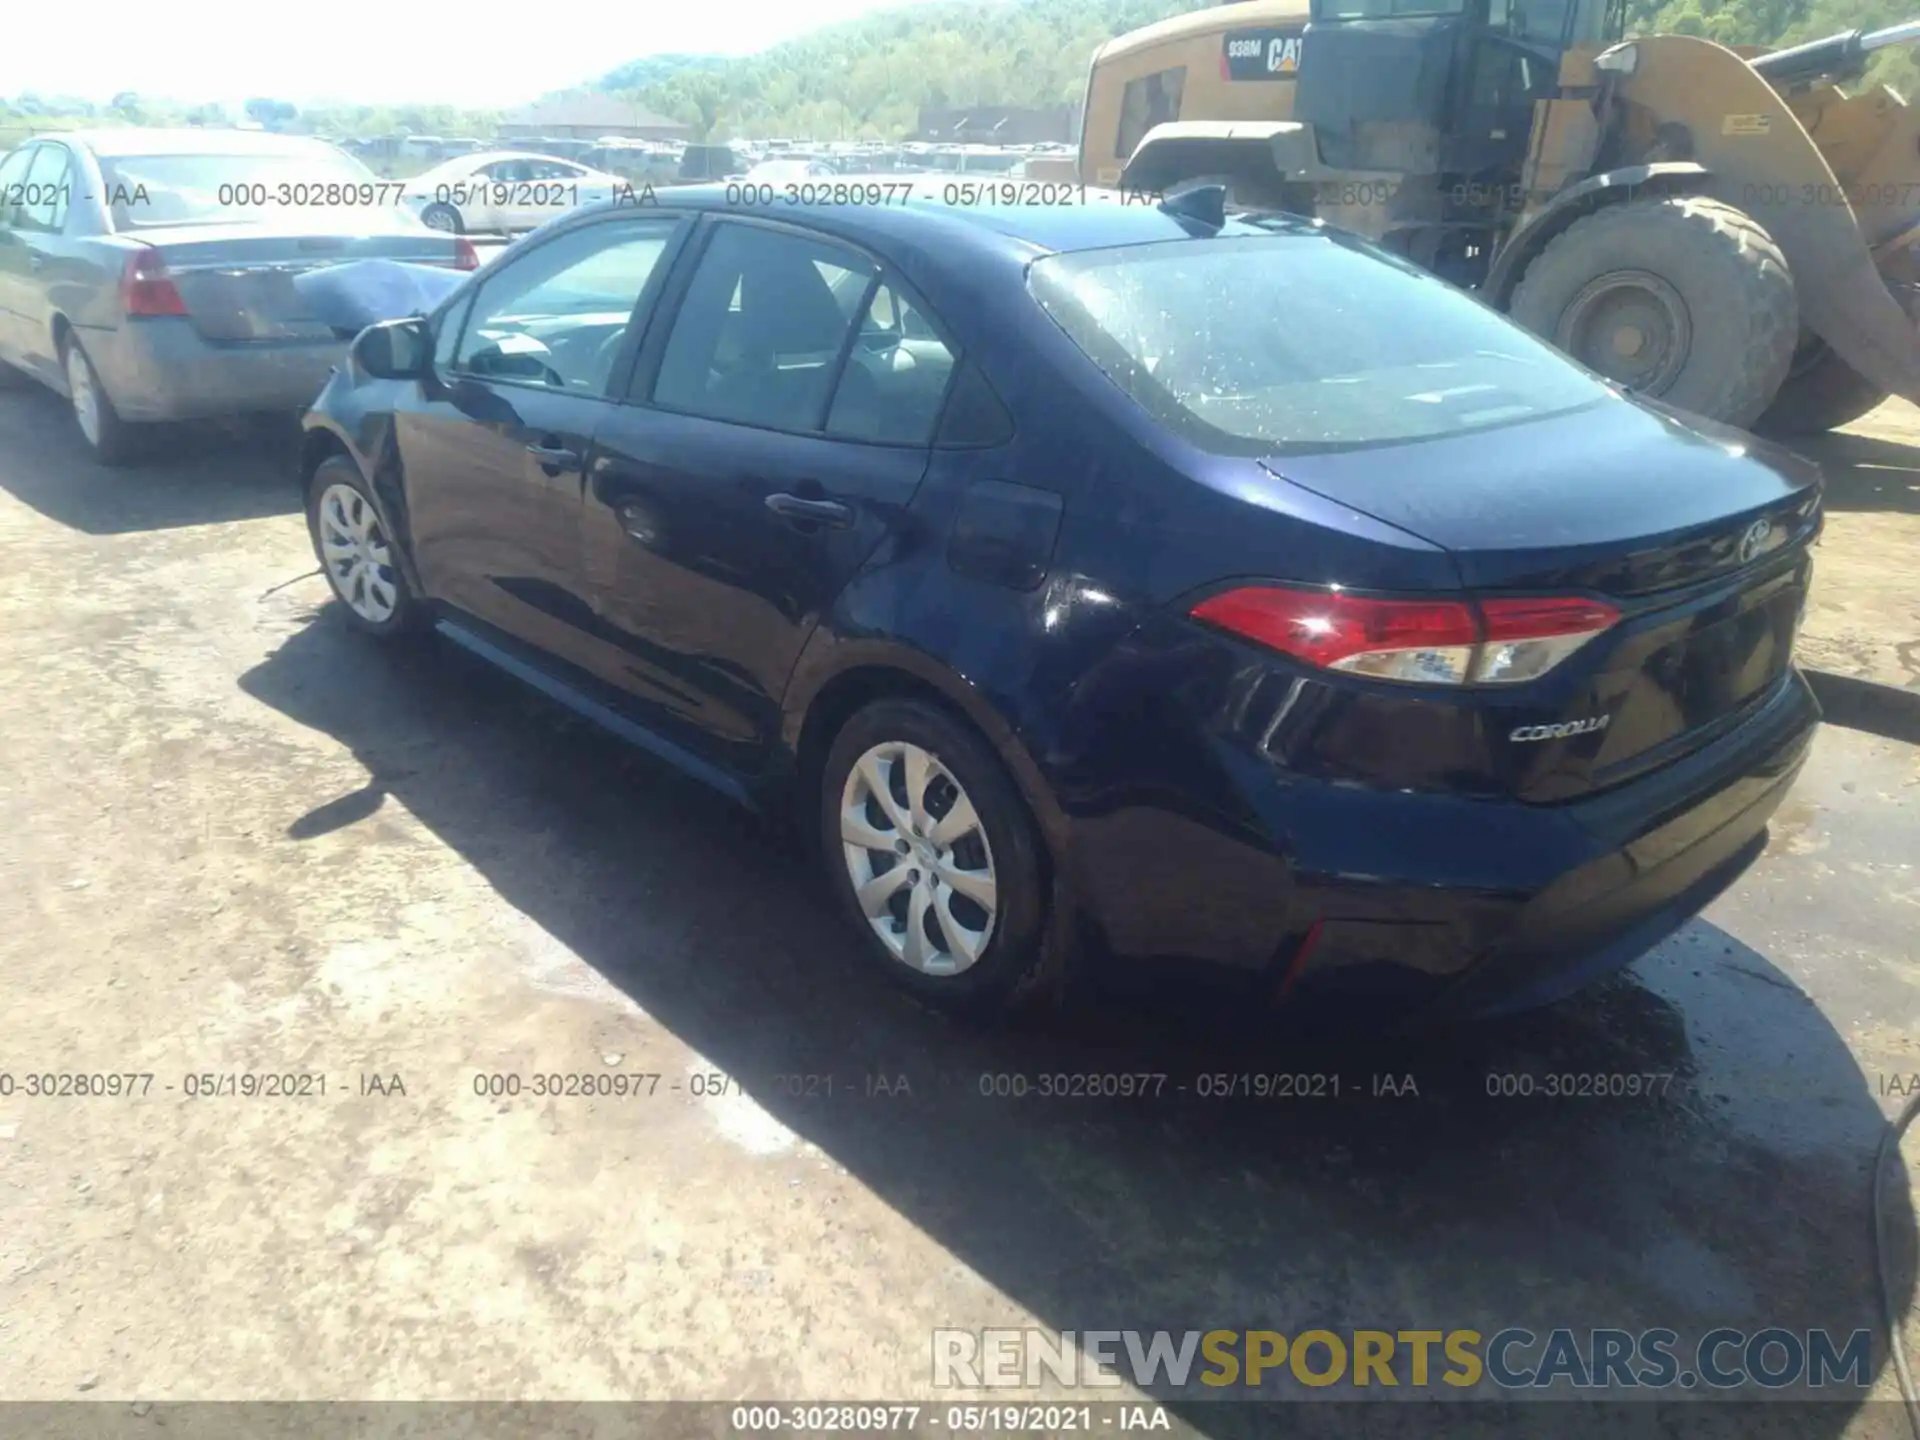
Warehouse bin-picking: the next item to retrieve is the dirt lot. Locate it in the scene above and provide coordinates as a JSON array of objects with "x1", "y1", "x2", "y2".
[
  {"x1": 1795, "y1": 397, "x2": 1920, "y2": 696},
  {"x1": 0, "y1": 379, "x2": 1916, "y2": 1437}
]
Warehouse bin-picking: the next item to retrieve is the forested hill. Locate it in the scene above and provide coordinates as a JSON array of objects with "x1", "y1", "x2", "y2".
[{"x1": 599, "y1": 0, "x2": 1920, "y2": 141}]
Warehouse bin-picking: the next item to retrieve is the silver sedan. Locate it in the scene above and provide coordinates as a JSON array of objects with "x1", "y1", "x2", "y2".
[{"x1": 0, "y1": 128, "x2": 477, "y2": 465}]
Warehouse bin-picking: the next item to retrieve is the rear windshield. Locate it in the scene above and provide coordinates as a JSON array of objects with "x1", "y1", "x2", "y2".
[
  {"x1": 99, "y1": 149, "x2": 385, "y2": 230},
  {"x1": 1028, "y1": 231, "x2": 1610, "y2": 455}
]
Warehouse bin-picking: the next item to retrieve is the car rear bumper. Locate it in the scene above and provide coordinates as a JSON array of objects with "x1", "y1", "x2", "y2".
[
  {"x1": 1062, "y1": 665, "x2": 1820, "y2": 1021},
  {"x1": 78, "y1": 319, "x2": 345, "y2": 422}
]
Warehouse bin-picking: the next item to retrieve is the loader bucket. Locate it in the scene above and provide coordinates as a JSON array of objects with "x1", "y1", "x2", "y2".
[{"x1": 1612, "y1": 35, "x2": 1920, "y2": 406}]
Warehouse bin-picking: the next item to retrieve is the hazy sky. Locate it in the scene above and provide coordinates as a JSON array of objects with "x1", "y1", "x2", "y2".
[{"x1": 4, "y1": 0, "x2": 954, "y2": 108}]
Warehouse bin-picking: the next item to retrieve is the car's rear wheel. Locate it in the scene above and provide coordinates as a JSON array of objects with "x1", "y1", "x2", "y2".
[
  {"x1": 420, "y1": 203, "x2": 464, "y2": 234},
  {"x1": 820, "y1": 699, "x2": 1046, "y2": 1017},
  {"x1": 61, "y1": 335, "x2": 140, "y2": 466},
  {"x1": 305, "y1": 456, "x2": 421, "y2": 638}
]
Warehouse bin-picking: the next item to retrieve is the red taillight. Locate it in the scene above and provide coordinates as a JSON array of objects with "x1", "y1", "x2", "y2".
[
  {"x1": 120, "y1": 248, "x2": 187, "y2": 317},
  {"x1": 1190, "y1": 585, "x2": 1620, "y2": 686},
  {"x1": 453, "y1": 237, "x2": 480, "y2": 271}
]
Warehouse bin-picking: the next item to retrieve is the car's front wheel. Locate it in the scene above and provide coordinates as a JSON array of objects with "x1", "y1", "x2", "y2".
[
  {"x1": 305, "y1": 456, "x2": 422, "y2": 637},
  {"x1": 61, "y1": 335, "x2": 140, "y2": 466},
  {"x1": 820, "y1": 699, "x2": 1047, "y2": 1017},
  {"x1": 420, "y1": 203, "x2": 464, "y2": 234}
]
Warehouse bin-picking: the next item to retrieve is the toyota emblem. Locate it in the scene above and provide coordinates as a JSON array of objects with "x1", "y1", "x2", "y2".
[{"x1": 1737, "y1": 517, "x2": 1773, "y2": 564}]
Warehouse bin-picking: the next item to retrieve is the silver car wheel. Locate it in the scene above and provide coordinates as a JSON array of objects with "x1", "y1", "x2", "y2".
[
  {"x1": 422, "y1": 206, "x2": 458, "y2": 232},
  {"x1": 66, "y1": 345, "x2": 101, "y2": 447},
  {"x1": 317, "y1": 482, "x2": 400, "y2": 624},
  {"x1": 840, "y1": 741, "x2": 997, "y2": 976}
]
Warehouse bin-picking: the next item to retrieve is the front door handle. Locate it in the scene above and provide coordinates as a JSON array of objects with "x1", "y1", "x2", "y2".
[
  {"x1": 26, "y1": 252, "x2": 44, "y2": 270},
  {"x1": 765, "y1": 492, "x2": 854, "y2": 529},
  {"x1": 527, "y1": 440, "x2": 581, "y2": 475}
]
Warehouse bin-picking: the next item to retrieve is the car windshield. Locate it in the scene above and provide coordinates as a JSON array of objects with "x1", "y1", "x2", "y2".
[
  {"x1": 1028, "y1": 231, "x2": 1610, "y2": 455},
  {"x1": 99, "y1": 149, "x2": 388, "y2": 229}
]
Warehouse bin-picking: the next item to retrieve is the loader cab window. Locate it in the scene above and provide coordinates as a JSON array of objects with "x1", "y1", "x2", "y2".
[
  {"x1": 1116, "y1": 68, "x2": 1186, "y2": 165},
  {"x1": 1316, "y1": 0, "x2": 1468, "y2": 19},
  {"x1": 1502, "y1": 0, "x2": 1619, "y2": 46}
]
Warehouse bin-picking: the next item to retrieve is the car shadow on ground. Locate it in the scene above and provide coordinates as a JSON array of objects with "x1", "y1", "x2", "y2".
[
  {"x1": 1790, "y1": 430, "x2": 1920, "y2": 518},
  {"x1": 238, "y1": 612, "x2": 1913, "y2": 1439},
  {"x1": 0, "y1": 384, "x2": 303, "y2": 535}
]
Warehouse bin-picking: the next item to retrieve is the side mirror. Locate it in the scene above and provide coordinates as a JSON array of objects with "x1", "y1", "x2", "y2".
[{"x1": 352, "y1": 316, "x2": 431, "y2": 379}]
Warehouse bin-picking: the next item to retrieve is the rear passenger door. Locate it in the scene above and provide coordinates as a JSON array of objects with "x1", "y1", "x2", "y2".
[{"x1": 583, "y1": 217, "x2": 954, "y2": 771}]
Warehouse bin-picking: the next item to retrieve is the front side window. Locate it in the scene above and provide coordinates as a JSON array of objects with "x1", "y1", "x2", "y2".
[
  {"x1": 452, "y1": 217, "x2": 678, "y2": 393},
  {"x1": 651, "y1": 223, "x2": 873, "y2": 432},
  {"x1": 1116, "y1": 68, "x2": 1186, "y2": 164},
  {"x1": 432, "y1": 288, "x2": 477, "y2": 372},
  {"x1": 1030, "y1": 231, "x2": 1609, "y2": 454}
]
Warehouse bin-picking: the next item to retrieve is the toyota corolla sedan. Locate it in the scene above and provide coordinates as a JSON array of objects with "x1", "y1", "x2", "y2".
[{"x1": 297, "y1": 186, "x2": 1822, "y2": 1024}]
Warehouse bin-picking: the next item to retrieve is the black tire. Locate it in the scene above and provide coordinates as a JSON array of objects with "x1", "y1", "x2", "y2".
[
  {"x1": 1507, "y1": 196, "x2": 1798, "y2": 428},
  {"x1": 420, "y1": 203, "x2": 464, "y2": 234},
  {"x1": 304, "y1": 455, "x2": 424, "y2": 639},
  {"x1": 1753, "y1": 343, "x2": 1886, "y2": 436},
  {"x1": 60, "y1": 334, "x2": 142, "y2": 466},
  {"x1": 819, "y1": 698, "x2": 1047, "y2": 1019}
]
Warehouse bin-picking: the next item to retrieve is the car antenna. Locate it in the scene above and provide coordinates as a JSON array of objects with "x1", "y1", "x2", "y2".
[{"x1": 1158, "y1": 181, "x2": 1227, "y2": 231}]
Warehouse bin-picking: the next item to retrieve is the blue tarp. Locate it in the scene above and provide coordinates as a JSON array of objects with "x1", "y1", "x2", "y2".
[{"x1": 292, "y1": 260, "x2": 468, "y2": 337}]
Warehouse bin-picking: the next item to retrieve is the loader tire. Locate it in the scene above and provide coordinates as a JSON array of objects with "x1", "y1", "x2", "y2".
[
  {"x1": 1508, "y1": 195, "x2": 1798, "y2": 429},
  {"x1": 1753, "y1": 342, "x2": 1887, "y2": 436}
]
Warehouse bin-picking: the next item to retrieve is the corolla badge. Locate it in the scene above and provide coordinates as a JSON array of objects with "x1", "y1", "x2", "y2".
[
  {"x1": 1737, "y1": 517, "x2": 1774, "y2": 565},
  {"x1": 1510, "y1": 715, "x2": 1611, "y2": 743}
]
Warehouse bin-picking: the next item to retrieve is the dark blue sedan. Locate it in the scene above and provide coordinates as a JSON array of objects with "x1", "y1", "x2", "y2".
[{"x1": 297, "y1": 184, "x2": 1822, "y2": 1023}]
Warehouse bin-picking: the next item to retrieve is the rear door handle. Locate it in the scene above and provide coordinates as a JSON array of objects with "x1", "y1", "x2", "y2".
[
  {"x1": 526, "y1": 441, "x2": 581, "y2": 475},
  {"x1": 26, "y1": 253, "x2": 44, "y2": 270},
  {"x1": 765, "y1": 493, "x2": 854, "y2": 529}
]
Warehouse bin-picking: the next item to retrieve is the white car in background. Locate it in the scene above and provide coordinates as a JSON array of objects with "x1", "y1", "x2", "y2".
[
  {"x1": 402, "y1": 151, "x2": 626, "y2": 236},
  {"x1": 742, "y1": 157, "x2": 837, "y2": 184}
]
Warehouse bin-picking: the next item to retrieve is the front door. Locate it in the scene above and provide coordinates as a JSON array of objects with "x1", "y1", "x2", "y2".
[
  {"x1": 397, "y1": 211, "x2": 688, "y2": 667},
  {"x1": 581, "y1": 218, "x2": 953, "y2": 771}
]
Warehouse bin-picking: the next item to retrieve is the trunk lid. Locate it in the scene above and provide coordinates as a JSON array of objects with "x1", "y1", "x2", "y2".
[
  {"x1": 130, "y1": 221, "x2": 467, "y2": 343},
  {"x1": 1260, "y1": 396, "x2": 1823, "y2": 799}
]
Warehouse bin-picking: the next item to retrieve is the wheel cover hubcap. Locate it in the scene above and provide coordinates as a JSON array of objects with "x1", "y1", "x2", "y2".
[
  {"x1": 1556, "y1": 270, "x2": 1691, "y2": 396},
  {"x1": 317, "y1": 482, "x2": 400, "y2": 624},
  {"x1": 424, "y1": 208, "x2": 455, "y2": 231},
  {"x1": 66, "y1": 347, "x2": 100, "y2": 446},
  {"x1": 840, "y1": 741, "x2": 997, "y2": 976}
]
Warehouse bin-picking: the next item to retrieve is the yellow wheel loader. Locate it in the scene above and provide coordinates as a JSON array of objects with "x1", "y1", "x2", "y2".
[{"x1": 1064, "y1": 0, "x2": 1920, "y2": 433}]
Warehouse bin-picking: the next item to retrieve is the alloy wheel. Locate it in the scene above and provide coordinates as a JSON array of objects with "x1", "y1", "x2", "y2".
[
  {"x1": 317, "y1": 482, "x2": 400, "y2": 624},
  {"x1": 65, "y1": 345, "x2": 101, "y2": 447},
  {"x1": 839, "y1": 741, "x2": 997, "y2": 976}
]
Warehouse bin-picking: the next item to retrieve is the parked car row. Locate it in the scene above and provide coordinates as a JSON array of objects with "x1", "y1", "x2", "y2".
[
  {"x1": 284, "y1": 183, "x2": 1823, "y2": 1024},
  {"x1": 0, "y1": 128, "x2": 477, "y2": 463}
]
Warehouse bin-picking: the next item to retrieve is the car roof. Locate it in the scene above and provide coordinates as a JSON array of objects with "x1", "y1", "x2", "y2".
[
  {"x1": 443, "y1": 150, "x2": 595, "y2": 166},
  {"x1": 55, "y1": 128, "x2": 348, "y2": 158},
  {"x1": 630, "y1": 178, "x2": 1306, "y2": 261}
]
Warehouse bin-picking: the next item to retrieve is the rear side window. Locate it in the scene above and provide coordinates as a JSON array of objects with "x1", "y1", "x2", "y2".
[
  {"x1": 1029, "y1": 232, "x2": 1609, "y2": 455},
  {"x1": 826, "y1": 282, "x2": 956, "y2": 445},
  {"x1": 651, "y1": 223, "x2": 873, "y2": 433},
  {"x1": 20, "y1": 145, "x2": 70, "y2": 233}
]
